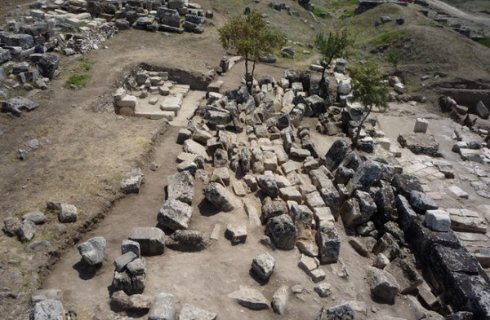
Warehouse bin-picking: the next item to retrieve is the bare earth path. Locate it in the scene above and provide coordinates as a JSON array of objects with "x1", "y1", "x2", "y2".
[{"x1": 428, "y1": 0, "x2": 490, "y2": 28}]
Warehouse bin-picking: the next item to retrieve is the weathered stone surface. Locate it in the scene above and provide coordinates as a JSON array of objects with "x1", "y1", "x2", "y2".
[
  {"x1": 179, "y1": 304, "x2": 217, "y2": 320},
  {"x1": 397, "y1": 133, "x2": 440, "y2": 157},
  {"x1": 121, "y1": 240, "x2": 141, "y2": 257},
  {"x1": 314, "y1": 282, "x2": 332, "y2": 297},
  {"x1": 290, "y1": 203, "x2": 313, "y2": 227},
  {"x1": 256, "y1": 175, "x2": 279, "y2": 198},
  {"x1": 127, "y1": 258, "x2": 146, "y2": 276},
  {"x1": 424, "y1": 210, "x2": 451, "y2": 232},
  {"x1": 325, "y1": 140, "x2": 349, "y2": 170},
  {"x1": 316, "y1": 303, "x2": 354, "y2": 320},
  {"x1": 266, "y1": 214, "x2": 297, "y2": 250},
  {"x1": 409, "y1": 191, "x2": 438, "y2": 214},
  {"x1": 3, "y1": 217, "x2": 22, "y2": 236},
  {"x1": 148, "y1": 293, "x2": 176, "y2": 320},
  {"x1": 58, "y1": 203, "x2": 78, "y2": 223},
  {"x1": 298, "y1": 254, "x2": 325, "y2": 282},
  {"x1": 204, "y1": 182, "x2": 241, "y2": 212},
  {"x1": 347, "y1": 161, "x2": 383, "y2": 194},
  {"x1": 447, "y1": 208, "x2": 487, "y2": 234},
  {"x1": 114, "y1": 251, "x2": 138, "y2": 272},
  {"x1": 129, "y1": 227, "x2": 165, "y2": 255},
  {"x1": 316, "y1": 222, "x2": 341, "y2": 264},
  {"x1": 184, "y1": 139, "x2": 208, "y2": 158},
  {"x1": 385, "y1": 258, "x2": 422, "y2": 294},
  {"x1": 17, "y1": 220, "x2": 36, "y2": 242},
  {"x1": 167, "y1": 172, "x2": 194, "y2": 205},
  {"x1": 396, "y1": 194, "x2": 417, "y2": 232},
  {"x1": 225, "y1": 224, "x2": 247, "y2": 245},
  {"x1": 111, "y1": 290, "x2": 130, "y2": 311},
  {"x1": 77, "y1": 236, "x2": 106, "y2": 266},
  {"x1": 120, "y1": 168, "x2": 144, "y2": 194},
  {"x1": 261, "y1": 197, "x2": 288, "y2": 224},
  {"x1": 22, "y1": 211, "x2": 46, "y2": 225},
  {"x1": 168, "y1": 230, "x2": 206, "y2": 251},
  {"x1": 229, "y1": 286, "x2": 269, "y2": 310},
  {"x1": 271, "y1": 285, "x2": 289, "y2": 315},
  {"x1": 158, "y1": 199, "x2": 193, "y2": 230},
  {"x1": 251, "y1": 252, "x2": 276, "y2": 281},
  {"x1": 32, "y1": 299, "x2": 64, "y2": 320},
  {"x1": 129, "y1": 294, "x2": 152, "y2": 311},
  {"x1": 366, "y1": 266, "x2": 400, "y2": 304}
]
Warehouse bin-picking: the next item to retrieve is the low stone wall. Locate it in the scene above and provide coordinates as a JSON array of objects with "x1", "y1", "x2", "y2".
[{"x1": 138, "y1": 63, "x2": 213, "y2": 91}]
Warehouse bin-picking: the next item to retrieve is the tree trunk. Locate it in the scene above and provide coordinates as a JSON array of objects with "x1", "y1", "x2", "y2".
[
  {"x1": 244, "y1": 54, "x2": 253, "y2": 93},
  {"x1": 352, "y1": 105, "x2": 373, "y2": 150}
]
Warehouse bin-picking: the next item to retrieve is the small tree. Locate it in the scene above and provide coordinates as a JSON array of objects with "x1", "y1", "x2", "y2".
[
  {"x1": 386, "y1": 48, "x2": 401, "y2": 73},
  {"x1": 350, "y1": 62, "x2": 389, "y2": 149},
  {"x1": 314, "y1": 30, "x2": 350, "y2": 97},
  {"x1": 218, "y1": 10, "x2": 287, "y2": 93}
]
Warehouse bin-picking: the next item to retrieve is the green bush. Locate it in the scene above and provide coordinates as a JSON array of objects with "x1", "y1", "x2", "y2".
[{"x1": 478, "y1": 38, "x2": 490, "y2": 48}]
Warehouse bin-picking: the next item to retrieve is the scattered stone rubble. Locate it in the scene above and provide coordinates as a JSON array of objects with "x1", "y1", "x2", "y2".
[
  {"x1": 23, "y1": 57, "x2": 490, "y2": 319},
  {"x1": 114, "y1": 66, "x2": 197, "y2": 120}
]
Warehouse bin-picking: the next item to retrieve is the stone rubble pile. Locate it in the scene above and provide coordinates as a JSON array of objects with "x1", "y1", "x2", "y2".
[
  {"x1": 84, "y1": 0, "x2": 211, "y2": 34},
  {"x1": 114, "y1": 67, "x2": 192, "y2": 120},
  {"x1": 0, "y1": 2, "x2": 117, "y2": 116},
  {"x1": 3, "y1": 200, "x2": 78, "y2": 244},
  {"x1": 25, "y1": 60, "x2": 490, "y2": 319}
]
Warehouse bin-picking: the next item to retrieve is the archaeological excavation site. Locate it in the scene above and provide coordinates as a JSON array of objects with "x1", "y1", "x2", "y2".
[{"x1": 0, "y1": 0, "x2": 489, "y2": 320}]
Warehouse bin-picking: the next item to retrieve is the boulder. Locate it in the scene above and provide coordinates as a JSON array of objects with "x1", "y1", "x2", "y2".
[
  {"x1": 121, "y1": 240, "x2": 141, "y2": 257},
  {"x1": 228, "y1": 286, "x2": 269, "y2": 310},
  {"x1": 37, "y1": 54, "x2": 59, "y2": 79},
  {"x1": 114, "y1": 251, "x2": 138, "y2": 272},
  {"x1": 261, "y1": 197, "x2": 288, "y2": 224},
  {"x1": 17, "y1": 220, "x2": 36, "y2": 242},
  {"x1": 148, "y1": 293, "x2": 176, "y2": 320},
  {"x1": 158, "y1": 199, "x2": 193, "y2": 230},
  {"x1": 347, "y1": 161, "x2": 383, "y2": 194},
  {"x1": 366, "y1": 267, "x2": 400, "y2": 304},
  {"x1": 409, "y1": 191, "x2": 438, "y2": 214},
  {"x1": 22, "y1": 211, "x2": 46, "y2": 225},
  {"x1": 32, "y1": 299, "x2": 64, "y2": 320},
  {"x1": 129, "y1": 227, "x2": 165, "y2": 255},
  {"x1": 256, "y1": 175, "x2": 279, "y2": 198},
  {"x1": 77, "y1": 236, "x2": 107, "y2": 266},
  {"x1": 120, "y1": 168, "x2": 144, "y2": 194},
  {"x1": 3, "y1": 217, "x2": 21, "y2": 236},
  {"x1": 204, "y1": 182, "x2": 241, "y2": 212},
  {"x1": 325, "y1": 140, "x2": 349, "y2": 170},
  {"x1": 392, "y1": 174, "x2": 423, "y2": 198},
  {"x1": 251, "y1": 252, "x2": 276, "y2": 281},
  {"x1": 314, "y1": 282, "x2": 332, "y2": 297},
  {"x1": 225, "y1": 224, "x2": 247, "y2": 245},
  {"x1": 166, "y1": 172, "x2": 194, "y2": 205},
  {"x1": 266, "y1": 214, "x2": 297, "y2": 250},
  {"x1": 58, "y1": 203, "x2": 78, "y2": 223},
  {"x1": 474, "y1": 101, "x2": 489, "y2": 120},
  {"x1": 271, "y1": 285, "x2": 289, "y2": 315}
]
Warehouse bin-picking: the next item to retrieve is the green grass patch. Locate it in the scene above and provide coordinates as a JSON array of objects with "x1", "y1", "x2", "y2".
[
  {"x1": 478, "y1": 38, "x2": 490, "y2": 49},
  {"x1": 65, "y1": 58, "x2": 93, "y2": 88},
  {"x1": 312, "y1": 6, "x2": 328, "y2": 18},
  {"x1": 373, "y1": 30, "x2": 407, "y2": 46}
]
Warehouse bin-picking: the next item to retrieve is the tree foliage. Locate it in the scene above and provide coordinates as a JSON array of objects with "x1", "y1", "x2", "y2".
[
  {"x1": 314, "y1": 30, "x2": 350, "y2": 97},
  {"x1": 314, "y1": 30, "x2": 349, "y2": 66},
  {"x1": 350, "y1": 61, "x2": 389, "y2": 149},
  {"x1": 218, "y1": 10, "x2": 287, "y2": 92},
  {"x1": 386, "y1": 48, "x2": 401, "y2": 72}
]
